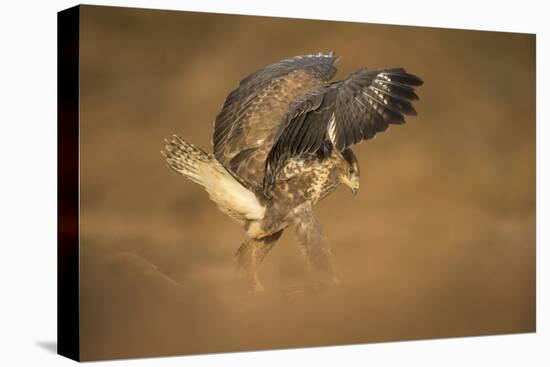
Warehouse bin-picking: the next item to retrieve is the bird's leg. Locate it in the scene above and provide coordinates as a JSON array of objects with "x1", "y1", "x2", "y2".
[
  {"x1": 235, "y1": 230, "x2": 283, "y2": 291},
  {"x1": 293, "y1": 208, "x2": 338, "y2": 285}
]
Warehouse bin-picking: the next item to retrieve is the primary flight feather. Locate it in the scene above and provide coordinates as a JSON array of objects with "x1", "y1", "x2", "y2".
[{"x1": 162, "y1": 52, "x2": 423, "y2": 291}]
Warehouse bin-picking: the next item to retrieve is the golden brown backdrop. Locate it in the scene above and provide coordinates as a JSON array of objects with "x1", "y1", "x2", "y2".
[{"x1": 78, "y1": 5, "x2": 535, "y2": 361}]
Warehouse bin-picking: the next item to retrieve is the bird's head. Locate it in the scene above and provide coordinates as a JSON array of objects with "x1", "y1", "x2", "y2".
[{"x1": 340, "y1": 148, "x2": 360, "y2": 196}]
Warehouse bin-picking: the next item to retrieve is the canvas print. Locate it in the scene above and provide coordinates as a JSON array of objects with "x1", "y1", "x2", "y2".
[{"x1": 58, "y1": 4, "x2": 535, "y2": 361}]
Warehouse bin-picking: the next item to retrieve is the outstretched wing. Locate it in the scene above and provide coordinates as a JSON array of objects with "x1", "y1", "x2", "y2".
[
  {"x1": 264, "y1": 68, "x2": 423, "y2": 190},
  {"x1": 212, "y1": 52, "x2": 339, "y2": 187}
]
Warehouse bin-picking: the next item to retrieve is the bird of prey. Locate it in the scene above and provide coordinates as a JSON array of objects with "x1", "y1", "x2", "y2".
[{"x1": 162, "y1": 52, "x2": 423, "y2": 291}]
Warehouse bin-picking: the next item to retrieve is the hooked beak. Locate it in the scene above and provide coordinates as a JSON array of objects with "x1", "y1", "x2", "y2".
[{"x1": 351, "y1": 187, "x2": 358, "y2": 196}]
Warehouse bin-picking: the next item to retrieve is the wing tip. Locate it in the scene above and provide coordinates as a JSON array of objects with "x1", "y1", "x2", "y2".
[
  {"x1": 305, "y1": 51, "x2": 340, "y2": 65},
  {"x1": 379, "y1": 68, "x2": 424, "y2": 87},
  {"x1": 407, "y1": 73, "x2": 424, "y2": 86}
]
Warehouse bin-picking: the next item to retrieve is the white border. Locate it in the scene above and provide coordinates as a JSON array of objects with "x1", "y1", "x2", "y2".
[{"x1": 0, "y1": 1, "x2": 547, "y2": 366}]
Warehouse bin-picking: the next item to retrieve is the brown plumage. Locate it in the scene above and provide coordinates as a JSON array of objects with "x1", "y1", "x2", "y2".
[{"x1": 162, "y1": 52, "x2": 423, "y2": 291}]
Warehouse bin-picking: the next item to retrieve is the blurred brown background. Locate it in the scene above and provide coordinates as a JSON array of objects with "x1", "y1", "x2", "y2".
[{"x1": 78, "y1": 5, "x2": 535, "y2": 361}]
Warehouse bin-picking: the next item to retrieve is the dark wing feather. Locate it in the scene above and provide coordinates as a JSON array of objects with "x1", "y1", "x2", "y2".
[
  {"x1": 212, "y1": 52, "x2": 339, "y2": 186},
  {"x1": 264, "y1": 68, "x2": 423, "y2": 190}
]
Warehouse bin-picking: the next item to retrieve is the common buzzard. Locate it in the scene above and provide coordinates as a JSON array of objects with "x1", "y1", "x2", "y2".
[{"x1": 162, "y1": 52, "x2": 423, "y2": 291}]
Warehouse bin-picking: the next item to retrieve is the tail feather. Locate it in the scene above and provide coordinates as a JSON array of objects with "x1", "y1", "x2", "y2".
[{"x1": 162, "y1": 135, "x2": 265, "y2": 222}]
